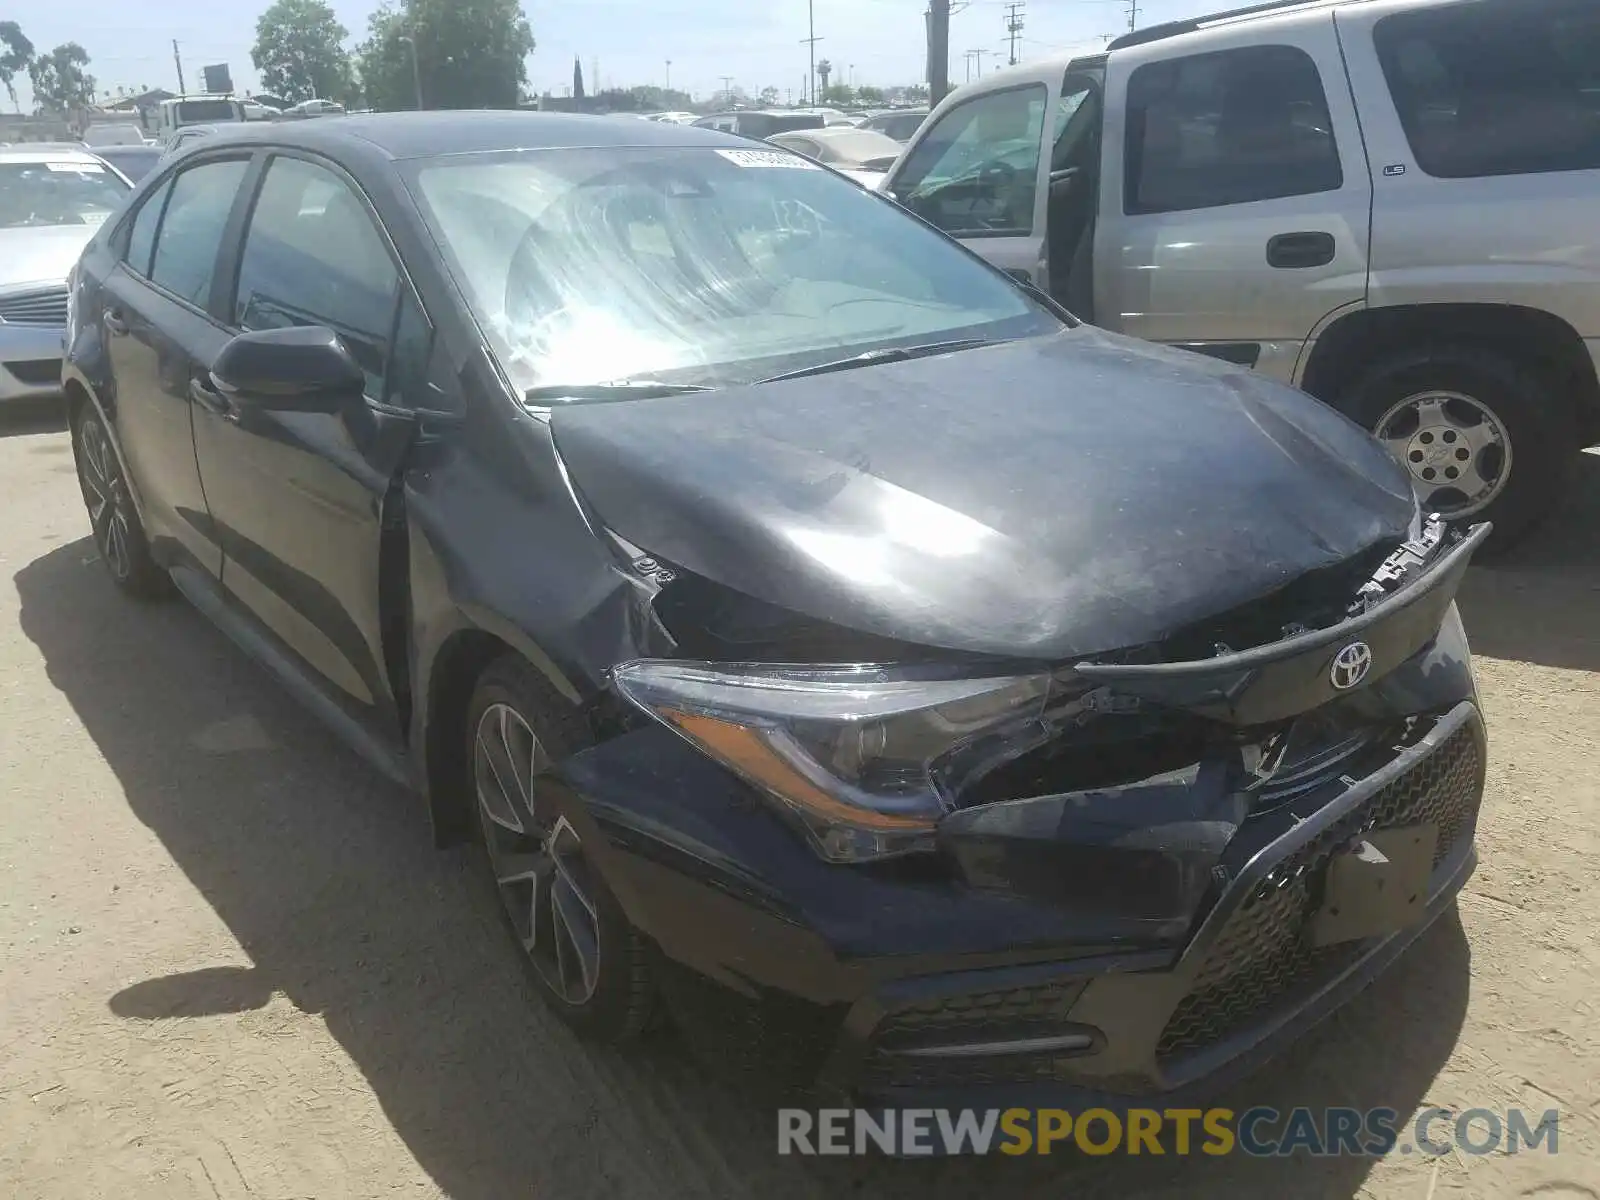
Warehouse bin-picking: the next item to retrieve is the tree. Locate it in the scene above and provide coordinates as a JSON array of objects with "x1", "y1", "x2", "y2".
[
  {"x1": 572, "y1": 55, "x2": 583, "y2": 99},
  {"x1": 359, "y1": 0, "x2": 533, "y2": 112},
  {"x1": 0, "y1": 21, "x2": 33, "y2": 113},
  {"x1": 28, "y1": 42, "x2": 94, "y2": 115},
  {"x1": 758, "y1": 86, "x2": 779, "y2": 106},
  {"x1": 856, "y1": 85, "x2": 885, "y2": 104},
  {"x1": 821, "y1": 83, "x2": 853, "y2": 106},
  {"x1": 815, "y1": 59, "x2": 832, "y2": 95},
  {"x1": 252, "y1": 0, "x2": 356, "y2": 105}
]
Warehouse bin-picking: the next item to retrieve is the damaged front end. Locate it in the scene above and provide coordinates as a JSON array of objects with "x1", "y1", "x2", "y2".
[{"x1": 576, "y1": 517, "x2": 1488, "y2": 1099}]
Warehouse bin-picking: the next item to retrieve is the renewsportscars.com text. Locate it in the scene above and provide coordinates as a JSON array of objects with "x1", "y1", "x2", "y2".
[{"x1": 777, "y1": 1106, "x2": 1561, "y2": 1157}]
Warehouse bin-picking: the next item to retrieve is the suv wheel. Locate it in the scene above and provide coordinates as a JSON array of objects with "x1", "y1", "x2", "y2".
[
  {"x1": 465, "y1": 655, "x2": 653, "y2": 1042},
  {"x1": 1338, "y1": 346, "x2": 1574, "y2": 552},
  {"x1": 73, "y1": 404, "x2": 169, "y2": 597}
]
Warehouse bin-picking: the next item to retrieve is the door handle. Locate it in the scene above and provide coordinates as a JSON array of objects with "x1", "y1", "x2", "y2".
[
  {"x1": 104, "y1": 309, "x2": 129, "y2": 336},
  {"x1": 1266, "y1": 232, "x2": 1336, "y2": 269},
  {"x1": 188, "y1": 375, "x2": 234, "y2": 417}
]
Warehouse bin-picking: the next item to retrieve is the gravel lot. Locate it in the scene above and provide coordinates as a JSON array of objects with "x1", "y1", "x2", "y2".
[{"x1": 2, "y1": 405, "x2": 1597, "y2": 1199}]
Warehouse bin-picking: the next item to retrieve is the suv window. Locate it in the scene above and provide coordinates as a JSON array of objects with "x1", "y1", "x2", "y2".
[
  {"x1": 1124, "y1": 45, "x2": 1342, "y2": 215},
  {"x1": 124, "y1": 177, "x2": 172, "y2": 277},
  {"x1": 892, "y1": 84, "x2": 1047, "y2": 236},
  {"x1": 233, "y1": 156, "x2": 400, "y2": 392},
  {"x1": 1375, "y1": 0, "x2": 1600, "y2": 179},
  {"x1": 149, "y1": 158, "x2": 249, "y2": 306}
]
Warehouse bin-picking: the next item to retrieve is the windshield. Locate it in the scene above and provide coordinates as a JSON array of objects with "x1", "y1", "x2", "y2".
[
  {"x1": 408, "y1": 146, "x2": 1057, "y2": 394},
  {"x1": 0, "y1": 159, "x2": 130, "y2": 229}
]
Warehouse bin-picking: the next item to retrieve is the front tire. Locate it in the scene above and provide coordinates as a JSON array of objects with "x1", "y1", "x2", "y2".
[
  {"x1": 1336, "y1": 346, "x2": 1576, "y2": 554},
  {"x1": 73, "y1": 403, "x2": 169, "y2": 598},
  {"x1": 465, "y1": 655, "x2": 653, "y2": 1042}
]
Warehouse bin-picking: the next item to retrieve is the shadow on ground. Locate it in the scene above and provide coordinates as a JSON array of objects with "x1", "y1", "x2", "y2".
[
  {"x1": 18, "y1": 534, "x2": 1472, "y2": 1200},
  {"x1": 1458, "y1": 451, "x2": 1600, "y2": 674}
]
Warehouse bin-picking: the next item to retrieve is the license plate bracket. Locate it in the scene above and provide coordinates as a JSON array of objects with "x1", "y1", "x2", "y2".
[{"x1": 1308, "y1": 824, "x2": 1437, "y2": 947}]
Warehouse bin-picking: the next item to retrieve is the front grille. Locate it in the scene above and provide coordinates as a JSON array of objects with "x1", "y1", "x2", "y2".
[
  {"x1": 1156, "y1": 721, "x2": 1483, "y2": 1065},
  {"x1": 0, "y1": 287, "x2": 69, "y2": 327},
  {"x1": 861, "y1": 979, "x2": 1089, "y2": 1090},
  {"x1": 4, "y1": 358, "x2": 61, "y2": 385}
]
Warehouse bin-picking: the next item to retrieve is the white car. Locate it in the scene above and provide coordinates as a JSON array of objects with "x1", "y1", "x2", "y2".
[
  {"x1": 766, "y1": 127, "x2": 904, "y2": 184},
  {"x1": 0, "y1": 146, "x2": 131, "y2": 405}
]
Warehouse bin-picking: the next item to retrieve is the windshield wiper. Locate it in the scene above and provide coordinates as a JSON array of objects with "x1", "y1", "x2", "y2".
[
  {"x1": 756, "y1": 338, "x2": 998, "y2": 385},
  {"x1": 523, "y1": 380, "x2": 715, "y2": 403}
]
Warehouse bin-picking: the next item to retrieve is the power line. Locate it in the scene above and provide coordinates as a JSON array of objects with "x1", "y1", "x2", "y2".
[{"x1": 1004, "y1": 0, "x2": 1025, "y2": 65}]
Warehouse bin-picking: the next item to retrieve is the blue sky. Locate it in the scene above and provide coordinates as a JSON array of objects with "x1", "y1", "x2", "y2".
[{"x1": 10, "y1": 0, "x2": 1213, "y2": 108}]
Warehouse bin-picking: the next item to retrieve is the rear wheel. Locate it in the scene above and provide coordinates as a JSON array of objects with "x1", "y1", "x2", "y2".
[
  {"x1": 73, "y1": 404, "x2": 168, "y2": 598},
  {"x1": 1337, "y1": 346, "x2": 1575, "y2": 553},
  {"x1": 465, "y1": 656, "x2": 653, "y2": 1042}
]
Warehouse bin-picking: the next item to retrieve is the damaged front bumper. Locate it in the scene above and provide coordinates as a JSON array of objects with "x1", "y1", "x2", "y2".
[{"x1": 549, "y1": 526, "x2": 1488, "y2": 1102}]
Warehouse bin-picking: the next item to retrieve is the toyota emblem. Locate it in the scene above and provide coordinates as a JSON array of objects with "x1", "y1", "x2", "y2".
[{"x1": 1329, "y1": 641, "x2": 1374, "y2": 690}]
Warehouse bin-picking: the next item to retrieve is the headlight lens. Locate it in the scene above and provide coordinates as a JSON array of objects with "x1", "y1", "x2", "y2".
[{"x1": 611, "y1": 660, "x2": 1052, "y2": 862}]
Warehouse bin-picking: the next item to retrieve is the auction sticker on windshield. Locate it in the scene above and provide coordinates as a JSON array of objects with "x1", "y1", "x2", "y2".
[
  {"x1": 715, "y1": 148, "x2": 820, "y2": 169},
  {"x1": 45, "y1": 161, "x2": 105, "y2": 172}
]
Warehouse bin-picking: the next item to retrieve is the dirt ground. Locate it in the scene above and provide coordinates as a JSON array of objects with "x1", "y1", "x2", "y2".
[{"x1": 1, "y1": 404, "x2": 1597, "y2": 1200}]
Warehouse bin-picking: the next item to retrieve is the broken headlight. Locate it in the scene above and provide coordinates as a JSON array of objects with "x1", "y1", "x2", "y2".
[{"x1": 611, "y1": 660, "x2": 1052, "y2": 863}]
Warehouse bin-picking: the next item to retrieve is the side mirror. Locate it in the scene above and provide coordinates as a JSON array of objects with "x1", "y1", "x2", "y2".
[{"x1": 210, "y1": 325, "x2": 366, "y2": 413}]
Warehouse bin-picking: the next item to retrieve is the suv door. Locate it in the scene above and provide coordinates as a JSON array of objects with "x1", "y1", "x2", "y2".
[
  {"x1": 101, "y1": 153, "x2": 253, "y2": 577},
  {"x1": 1096, "y1": 12, "x2": 1372, "y2": 381},
  {"x1": 886, "y1": 80, "x2": 1055, "y2": 287},
  {"x1": 189, "y1": 150, "x2": 432, "y2": 740}
]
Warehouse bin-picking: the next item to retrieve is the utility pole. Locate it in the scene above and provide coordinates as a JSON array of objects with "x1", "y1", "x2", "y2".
[
  {"x1": 665, "y1": 59, "x2": 671, "y2": 91},
  {"x1": 927, "y1": 0, "x2": 950, "y2": 105},
  {"x1": 1005, "y1": 0, "x2": 1025, "y2": 65},
  {"x1": 172, "y1": 39, "x2": 186, "y2": 94},
  {"x1": 799, "y1": 0, "x2": 822, "y2": 106},
  {"x1": 592, "y1": 58, "x2": 600, "y2": 94},
  {"x1": 719, "y1": 74, "x2": 734, "y2": 106},
  {"x1": 969, "y1": 48, "x2": 989, "y2": 77},
  {"x1": 1127, "y1": 0, "x2": 1140, "y2": 32}
]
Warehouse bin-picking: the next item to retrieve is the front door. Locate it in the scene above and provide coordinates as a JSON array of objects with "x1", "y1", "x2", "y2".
[
  {"x1": 1095, "y1": 12, "x2": 1373, "y2": 383},
  {"x1": 102, "y1": 155, "x2": 253, "y2": 577},
  {"x1": 886, "y1": 79, "x2": 1055, "y2": 289},
  {"x1": 189, "y1": 151, "x2": 428, "y2": 739}
]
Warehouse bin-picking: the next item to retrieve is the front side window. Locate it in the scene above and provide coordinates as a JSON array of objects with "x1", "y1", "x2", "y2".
[
  {"x1": 149, "y1": 157, "x2": 248, "y2": 306},
  {"x1": 408, "y1": 147, "x2": 1057, "y2": 393},
  {"x1": 0, "y1": 157, "x2": 129, "y2": 230},
  {"x1": 891, "y1": 85, "x2": 1048, "y2": 236},
  {"x1": 124, "y1": 177, "x2": 172, "y2": 276},
  {"x1": 232, "y1": 155, "x2": 400, "y2": 391},
  {"x1": 1375, "y1": 0, "x2": 1600, "y2": 179},
  {"x1": 1124, "y1": 45, "x2": 1343, "y2": 215}
]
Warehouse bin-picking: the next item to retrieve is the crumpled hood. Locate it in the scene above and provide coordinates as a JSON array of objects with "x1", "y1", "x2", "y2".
[
  {"x1": 0, "y1": 225, "x2": 97, "y2": 292},
  {"x1": 549, "y1": 326, "x2": 1417, "y2": 659}
]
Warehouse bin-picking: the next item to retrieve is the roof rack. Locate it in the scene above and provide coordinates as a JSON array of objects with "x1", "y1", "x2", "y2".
[{"x1": 1108, "y1": 0, "x2": 1348, "y2": 51}]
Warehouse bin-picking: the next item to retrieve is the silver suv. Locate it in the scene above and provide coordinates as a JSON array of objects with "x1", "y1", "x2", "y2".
[{"x1": 883, "y1": 0, "x2": 1600, "y2": 548}]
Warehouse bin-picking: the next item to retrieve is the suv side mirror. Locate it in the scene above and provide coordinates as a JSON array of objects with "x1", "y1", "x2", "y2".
[{"x1": 210, "y1": 326, "x2": 366, "y2": 412}]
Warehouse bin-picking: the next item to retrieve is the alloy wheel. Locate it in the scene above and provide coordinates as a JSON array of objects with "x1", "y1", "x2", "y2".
[
  {"x1": 77, "y1": 416, "x2": 133, "y2": 581},
  {"x1": 1374, "y1": 390, "x2": 1511, "y2": 519},
  {"x1": 472, "y1": 702, "x2": 602, "y2": 1006}
]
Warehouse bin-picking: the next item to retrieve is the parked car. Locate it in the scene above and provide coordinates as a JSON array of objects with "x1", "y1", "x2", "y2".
[
  {"x1": 92, "y1": 144, "x2": 164, "y2": 183},
  {"x1": 766, "y1": 126, "x2": 904, "y2": 173},
  {"x1": 154, "y1": 95, "x2": 246, "y2": 143},
  {"x1": 82, "y1": 122, "x2": 148, "y2": 148},
  {"x1": 286, "y1": 98, "x2": 346, "y2": 118},
  {"x1": 0, "y1": 145, "x2": 130, "y2": 406},
  {"x1": 693, "y1": 109, "x2": 825, "y2": 138},
  {"x1": 859, "y1": 108, "x2": 929, "y2": 142},
  {"x1": 64, "y1": 111, "x2": 1489, "y2": 1105},
  {"x1": 884, "y1": 0, "x2": 1600, "y2": 549}
]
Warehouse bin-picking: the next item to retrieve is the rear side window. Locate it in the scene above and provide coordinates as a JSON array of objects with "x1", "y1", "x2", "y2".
[
  {"x1": 891, "y1": 85, "x2": 1048, "y2": 236},
  {"x1": 1124, "y1": 45, "x2": 1343, "y2": 214},
  {"x1": 149, "y1": 158, "x2": 249, "y2": 306},
  {"x1": 124, "y1": 178, "x2": 171, "y2": 277},
  {"x1": 232, "y1": 155, "x2": 400, "y2": 392},
  {"x1": 1375, "y1": 0, "x2": 1600, "y2": 179}
]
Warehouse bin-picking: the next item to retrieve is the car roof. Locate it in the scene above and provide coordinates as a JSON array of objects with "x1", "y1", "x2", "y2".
[
  {"x1": 187, "y1": 110, "x2": 759, "y2": 161},
  {"x1": 0, "y1": 145, "x2": 101, "y2": 164}
]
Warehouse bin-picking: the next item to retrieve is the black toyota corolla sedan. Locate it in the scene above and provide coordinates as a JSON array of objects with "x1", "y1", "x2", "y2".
[{"x1": 64, "y1": 111, "x2": 1488, "y2": 1106}]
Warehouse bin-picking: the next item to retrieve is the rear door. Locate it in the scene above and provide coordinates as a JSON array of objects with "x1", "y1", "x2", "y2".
[
  {"x1": 885, "y1": 77, "x2": 1056, "y2": 287},
  {"x1": 1096, "y1": 11, "x2": 1373, "y2": 382},
  {"x1": 101, "y1": 153, "x2": 253, "y2": 577}
]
